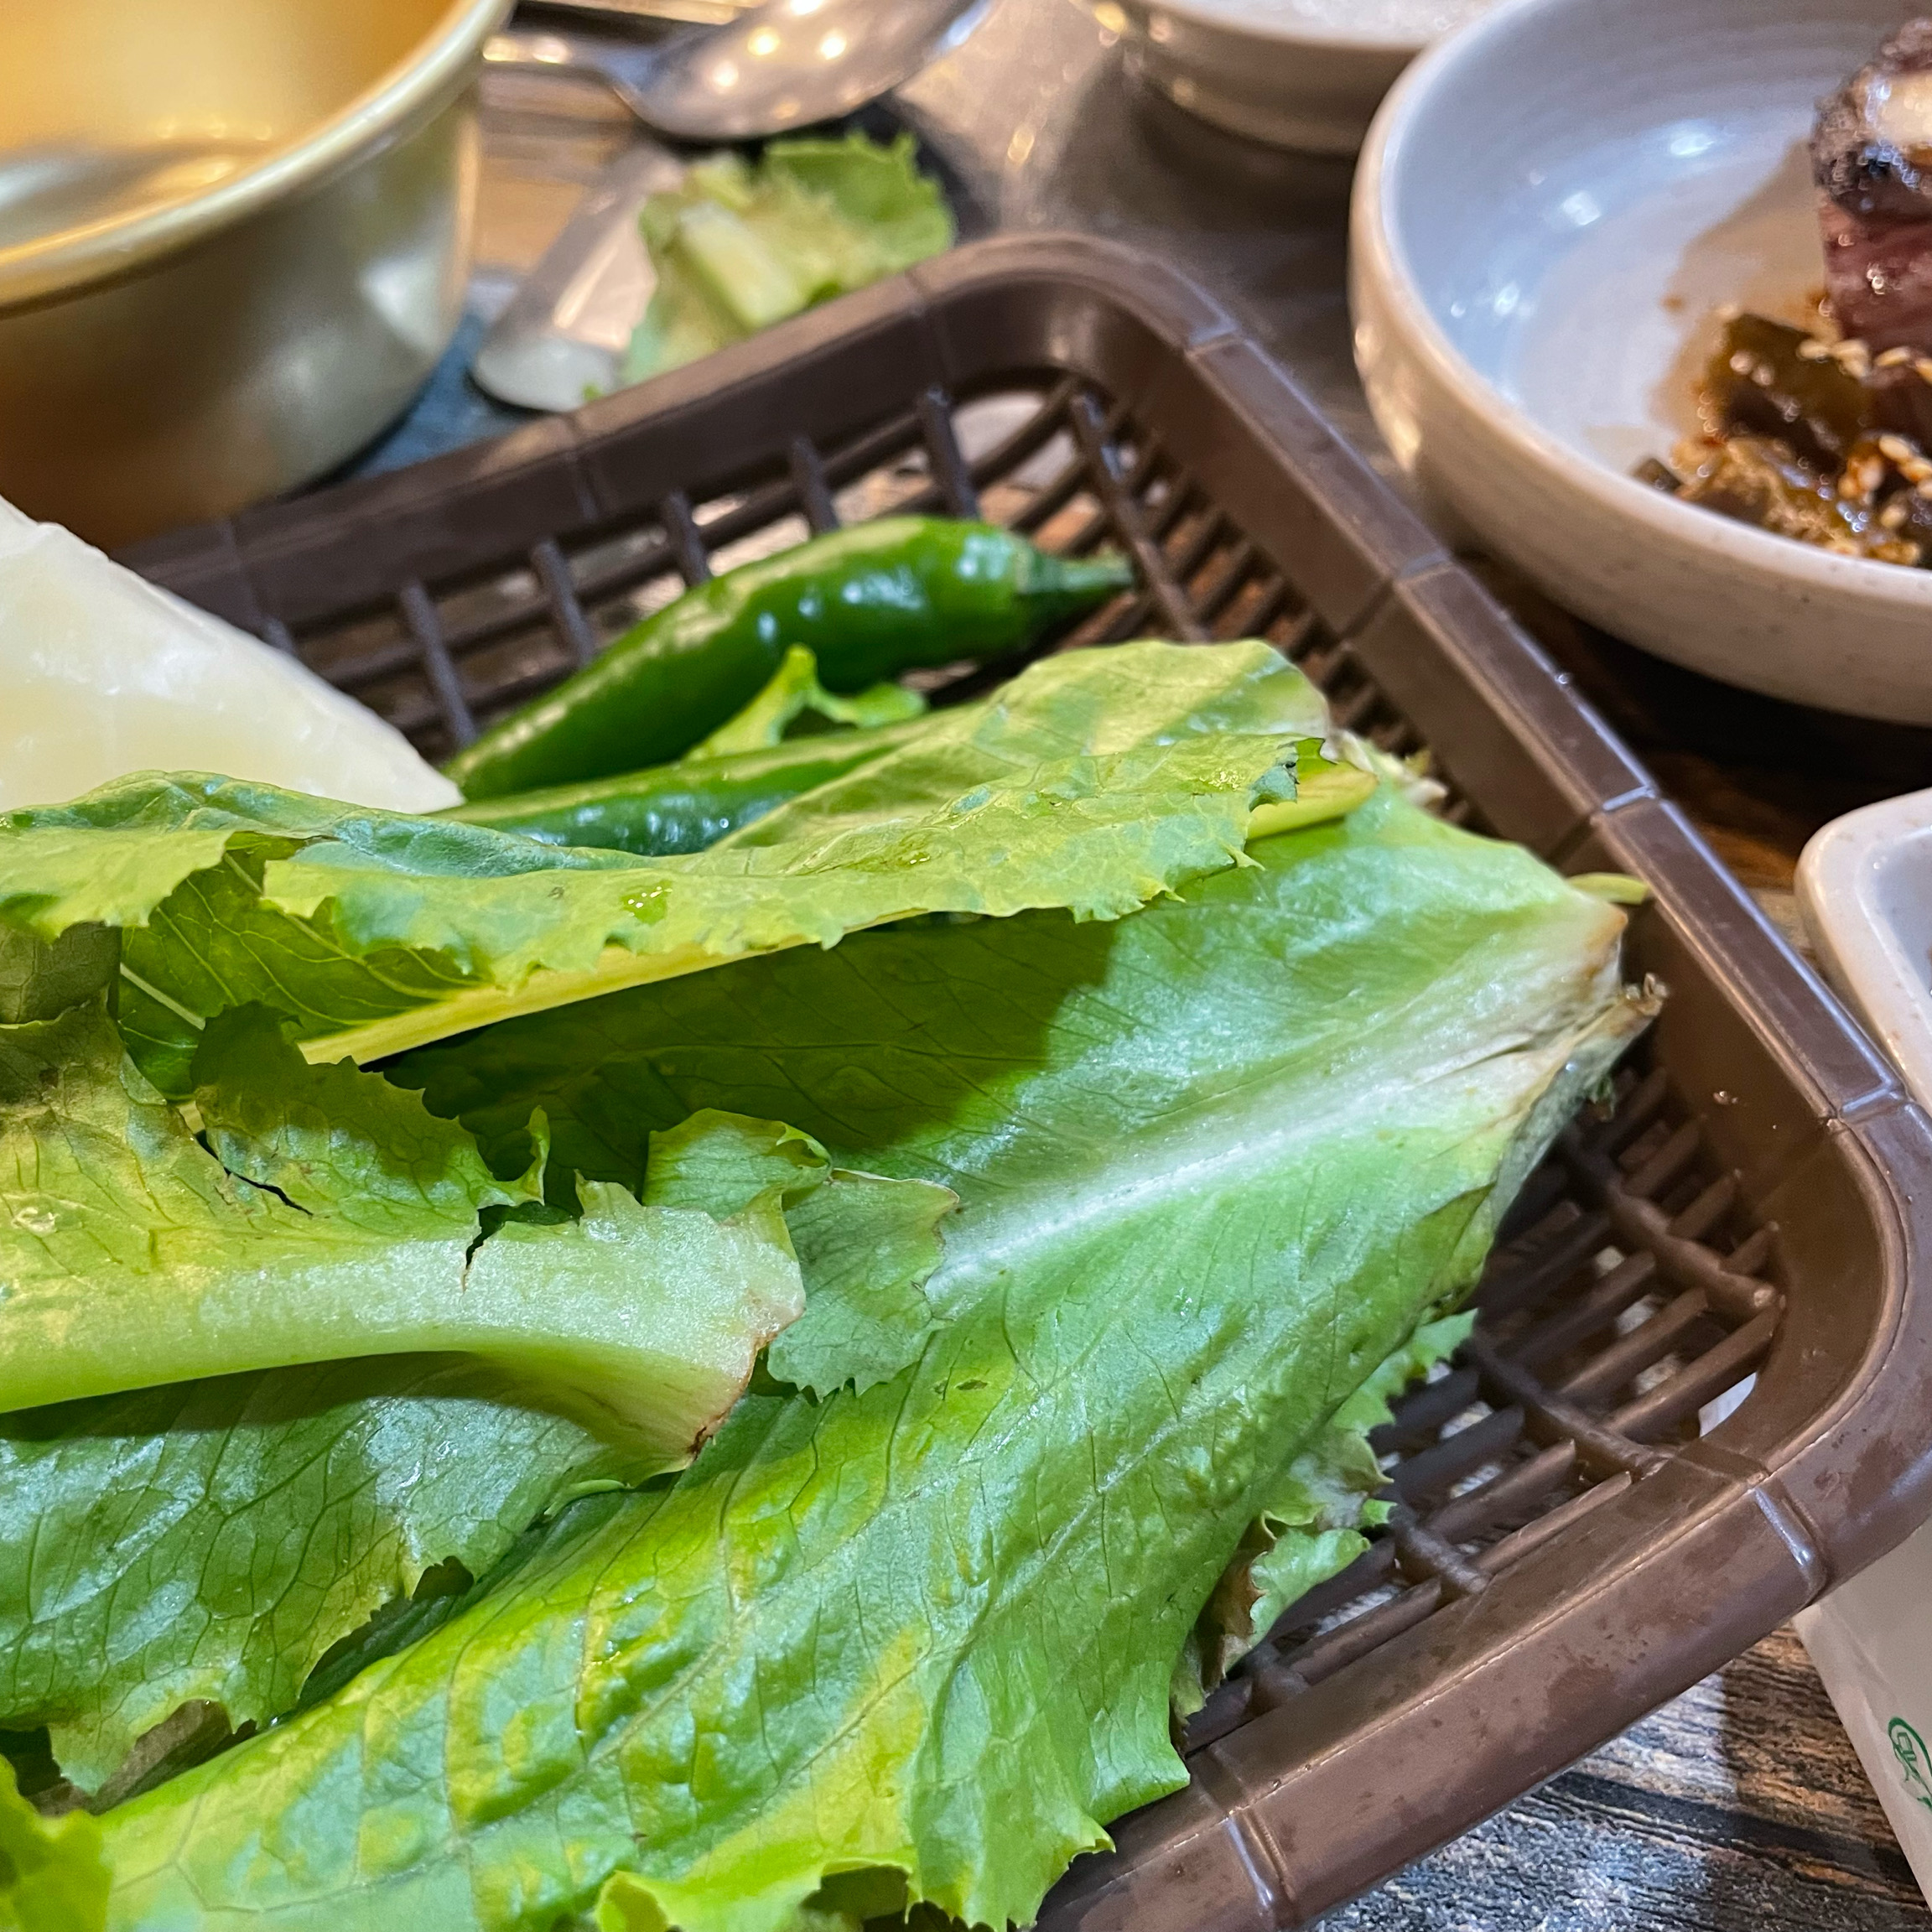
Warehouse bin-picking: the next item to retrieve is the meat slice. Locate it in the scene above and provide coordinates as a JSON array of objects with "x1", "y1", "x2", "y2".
[{"x1": 1815, "y1": 20, "x2": 1932, "y2": 351}]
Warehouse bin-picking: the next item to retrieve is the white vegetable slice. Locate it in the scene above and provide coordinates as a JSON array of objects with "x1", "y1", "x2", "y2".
[{"x1": 0, "y1": 496, "x2": 458, "y2": 813}]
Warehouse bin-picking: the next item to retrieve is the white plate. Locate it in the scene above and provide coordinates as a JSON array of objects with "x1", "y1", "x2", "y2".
[
  {"x1": 1351, "y1": 0, "x2": 1932, "y2": 723},
  {"x1": 1115, "y1": 8, "x2": 1412, "y2": 156},
  {"x1": 1794, "y1": 794, "x2": 1932, "y2": 1915}
]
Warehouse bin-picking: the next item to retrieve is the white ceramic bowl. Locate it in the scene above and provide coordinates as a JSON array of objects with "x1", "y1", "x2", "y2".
[
  {"x1": 1110, "y1": 0, "x2": 1483, "y2": 155},
  {"x1": 1351, "y1": 0, "x2": 1932, "y2": 723}
]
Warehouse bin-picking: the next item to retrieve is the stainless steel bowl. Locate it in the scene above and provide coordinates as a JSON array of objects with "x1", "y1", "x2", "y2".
[{"x1": 0, "y1": 0, "x2": 508, "y2": 547}]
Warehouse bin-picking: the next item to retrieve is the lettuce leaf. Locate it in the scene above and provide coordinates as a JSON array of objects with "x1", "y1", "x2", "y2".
[
  {"x1": 0, "y1": 642, "x2": 1331, "y2": 1092},
  {"x1": 711, "y1": 635, "x2": 1332, "y2": 851},
  {"x1": 1172, "y1": 1309, "x2": 1478, "y2": 1717},
  {"x1": 1, "y1": 1758, "x2": 107, "y2": 1932},
  {"x1": 639, "y1": 1110, "x2": 957, "y2": 1400},
  {"x1": 687, "y1": 646, "x2": 926, "y2": 758},
  {"x1": 0, "y1": 1076, "x2": 953, "y2": 1790},
  {"x1": 0, "y1": 1005, "x2": 804, "y2": 1448},
  {"x1": 0, "y1": 1364, "x2": 631, "y2": 1794},
  {"x1": 101, "y1": 795, "x2": 1651, "y2": 1932},
  {"x1": 623, "y1": 134, "x2": 953, "y2": 385}
]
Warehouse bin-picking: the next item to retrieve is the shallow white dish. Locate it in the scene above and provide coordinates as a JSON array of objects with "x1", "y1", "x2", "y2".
[
  {"x1": 1795, "y1": 788, "x2": 1932, "y2": 1915},
  {"x1": 1351, "y1": 0, "x2": 1932, "y2": 723},
  {"x1": 1797, "y1": 790, "x2": 1932, "y2": 1110},
  {"x1": 1112, "y1": 0, "x2": 1489, "y2": 155}
]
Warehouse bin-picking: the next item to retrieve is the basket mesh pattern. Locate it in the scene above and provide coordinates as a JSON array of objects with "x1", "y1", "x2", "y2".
[
  {"x1": 272, "y1": 374, "x2": 1778, "y2": 1735},
  {"x1": 1187, "y1": 1063, "x2": 1778, "y2": 1753},
  {"x1": 284, "y1": 377, "x2": 1435, "y2": 771}
]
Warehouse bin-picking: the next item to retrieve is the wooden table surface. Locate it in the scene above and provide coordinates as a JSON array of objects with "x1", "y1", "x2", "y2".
[{"x1": 377, "y1": 19, "x2": 1932, "y2": 1924}]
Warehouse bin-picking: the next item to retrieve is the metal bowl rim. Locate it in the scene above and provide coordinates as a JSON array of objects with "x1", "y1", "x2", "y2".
[{"x1": 0, "y1": 0, "x2": 508, "y2": 309}]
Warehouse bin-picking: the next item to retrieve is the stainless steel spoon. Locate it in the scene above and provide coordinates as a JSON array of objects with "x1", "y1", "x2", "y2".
[{"x1": 484, "y1": 0, "x2": 989, "y2": 143}]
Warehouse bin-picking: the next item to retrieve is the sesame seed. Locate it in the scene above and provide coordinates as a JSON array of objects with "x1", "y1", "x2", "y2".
[
  {"x1": 1878, "y1": 345, "x2": 1916, "y2": 366},
  {"x1": 1880, "y1": 434, "x2": 1919, "y2": 463},
  {"x1": 1915, "y1": 479, "x2": 1932, "y2": 498},
  {"x1": 1841, "y1": 453, "x2": 1888, "y2": 498},
  {"x1": 1827, "y1": 537, "x2": 1862, "y2": 555},
  {"x1": 1917, "y1": 359, "x2": 1932, "y2": 384},
  {"x1": 1833, "y1": 339, "x2": 1875, "y2": 377},
  {"x1": 1906, "y1": 457, "x2": 1932, "y2": 484},
  {"x1": 1729, "y1": 350, "x2": 1755, "y2": 377},
  {"x1": 1797, "y1": 338, "x2": 1833, "y2": 361},
  {"x1": 1882, "y1": 500, "x2": 1910, "y2": 530}
]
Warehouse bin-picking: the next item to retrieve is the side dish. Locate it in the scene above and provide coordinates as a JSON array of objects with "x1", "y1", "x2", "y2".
[
  {"x1": 1642, "y1": 21, "x2": 1932, "y2": 567},
  {"x1": 621, "y1": 132, "x2": 954, "y2": 387}
]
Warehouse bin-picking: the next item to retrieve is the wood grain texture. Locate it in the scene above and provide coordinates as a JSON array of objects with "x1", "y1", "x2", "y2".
[{"x1": 1322, "y1": 1630, "x2": 1930, "y2": 1928}]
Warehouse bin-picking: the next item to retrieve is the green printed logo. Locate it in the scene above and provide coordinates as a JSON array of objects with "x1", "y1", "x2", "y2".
[{"x1": 1889, "y1": 1717, "x2": 1932, "y2": 1812}]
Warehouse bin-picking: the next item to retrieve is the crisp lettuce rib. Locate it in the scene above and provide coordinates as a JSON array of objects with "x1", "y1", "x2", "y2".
[
  {"x1": 0, "y1": 1005, "x2": 804, "y2": 1444},
  {"x1": 0, "y1": 643, "x2": 1350, "y2": 1093},
  {"x1": 100, "y1": 795, "x2": 1652, "y2": 1932}
]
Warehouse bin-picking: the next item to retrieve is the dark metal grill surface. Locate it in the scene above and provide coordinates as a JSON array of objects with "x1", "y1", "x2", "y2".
[{"x1": 123, "y1": 234, "x2": 1932, "y2": 1931}]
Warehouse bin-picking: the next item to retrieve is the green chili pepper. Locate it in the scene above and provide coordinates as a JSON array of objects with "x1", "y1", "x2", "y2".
[
  {"x1": 438, "y1": 716, "x2": 932, "y2": 854},
  {"x1": 443, "y1": 517, "x2": 1133, "y2": 800}
]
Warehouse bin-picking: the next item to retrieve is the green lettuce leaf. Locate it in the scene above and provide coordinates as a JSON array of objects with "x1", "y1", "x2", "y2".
[
  {"x1": 0, "y1": 1004, "x2": 804, "y2": 1447},
  {"x1": 714, "y1": 636, "x2": 1333, "y2": 851},
  {"x1": 1244, "y1": 1317, "x2": 1483, "y2": 1636},
  {"x1": 765, "y1": 1170, "x2": 957, "y2": 1399},
  {"x1": 623, "y1": 134, "x2": 953, "y2": 385},
  {"x1": 1172, "y1": 1309, "x2": 1478, "y2": 1717},
  {"x1": 0, "y1": 642, "x2": 1327, "y2": 1090},
  {"x1": 0, "y1": 1364, "x2": 632, "y2": 1794},
  {"x1": 1, "y1": 1758, "x2": 106, "y2": 1932},
  {"x1": 688, "y1": 647, "x2": 926, "y2": 759},
  {"x1": 290, "y1": 1492, "x2": 636, "y2": 1726},
  {"x1": 0, "y1": 1080, "x2": 952, "y2": 1789},
  {"x1": 101, "y1": 794, "x2": 1651, "y2": 1932},
  {"x1": 638, "y1": 1110, "x2": 958, "y2": 1400}
]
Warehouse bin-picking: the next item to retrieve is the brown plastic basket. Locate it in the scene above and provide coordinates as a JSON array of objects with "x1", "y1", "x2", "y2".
[{"x1": 123, "y1": 233, "x2": 1932, "y2": 1930}]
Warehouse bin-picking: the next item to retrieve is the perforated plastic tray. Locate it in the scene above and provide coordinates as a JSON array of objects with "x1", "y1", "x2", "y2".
[{"x1": 124, "y1": 232, "x2": 1932, "y2": 1930}]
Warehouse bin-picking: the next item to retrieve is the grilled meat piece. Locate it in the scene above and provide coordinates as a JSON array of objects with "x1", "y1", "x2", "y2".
[
  {"x1": 1670, "y1": 433, "x2": 1922, "y2": 564},
  {"x1": 1814, "y1": 20, "x2": 1932, "y2": 351},
  {"x1": 1701, "y1": 313, "x2": 1873, "y2": 470}
]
